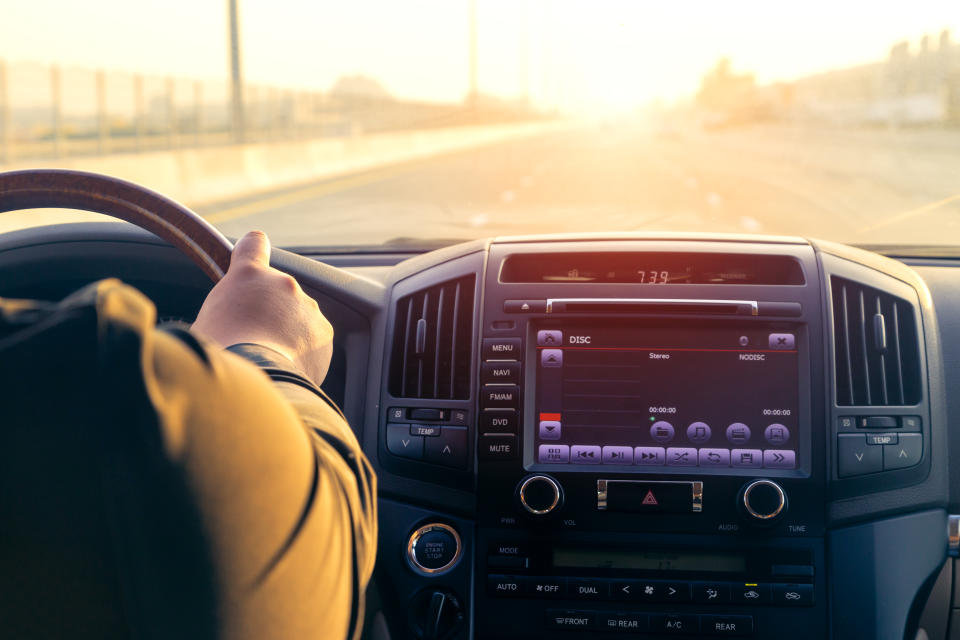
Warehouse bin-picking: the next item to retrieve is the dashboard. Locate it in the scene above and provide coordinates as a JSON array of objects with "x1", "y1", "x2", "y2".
[{"x1": 0, "y1": 223, "x2": 957, "y2": 640}]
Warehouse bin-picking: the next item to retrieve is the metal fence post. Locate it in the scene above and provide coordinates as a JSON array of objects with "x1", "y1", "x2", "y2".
[
  {"x1": 134, "y1": 74, "x2": 145, "y2": 151},
  {"x1": 51, "y1": 65, "x2": 64, "y2": 157},
  {"x1": 166, "y1": 76, "x2": 176, "y2": 149},
  {"x1": 193, "y1": 80, "x2": 203, "y2": 146},
  {"x1": 0, "y1": 60, "x2": 10, "y2": 164},
  {"x1": 96, "y1": 70, "x2": 109, "y2": 154}
]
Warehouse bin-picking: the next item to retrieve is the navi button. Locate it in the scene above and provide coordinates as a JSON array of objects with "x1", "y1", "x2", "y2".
[
  {"x1": 602, "y1": 446, "x2": 634, "y2": 465},
  {"x1": 731, "y1": 449, "x2": 763, "y2": 468},
  {"x1": 699, "y1": 448, "x2": 731, "y2": 467},
  {"x1": 666, "y1": 447, "x2": 698, "y2": 466},
  {"x1": 538, "y1": 444, "x2": 570, "y2": 463},
  {"x1": 726, "y1": 422, "x2": 752, "y2": 444},
  {"x1": 687, "y1": 421, "x2": 712, "y2": 443},
  {"x1": 650, "y1": 421, "x2": 675, "y2": 443},
  {"x1": 635, "y1": 446, "x2": 666, "y2": 465},
  {"x1": 571, "y1": 445, "x2": 602, "y2": 464}
]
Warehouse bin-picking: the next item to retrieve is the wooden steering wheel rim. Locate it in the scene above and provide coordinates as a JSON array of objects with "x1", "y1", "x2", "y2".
[{"x1": 0, "y1": 169, "x2": 234, "y2": 281}]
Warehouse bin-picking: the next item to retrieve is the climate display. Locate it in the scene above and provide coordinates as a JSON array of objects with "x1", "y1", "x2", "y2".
[{"x1": 532, "y1": 321, "x2": 799, "y2": 471}]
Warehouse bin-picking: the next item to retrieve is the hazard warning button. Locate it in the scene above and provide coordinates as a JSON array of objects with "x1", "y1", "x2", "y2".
[{"x1": 597, "y1": 480, "x2": 703, "y2": 513}]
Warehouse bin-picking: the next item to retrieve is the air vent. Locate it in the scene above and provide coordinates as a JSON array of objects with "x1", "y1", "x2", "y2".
[
  {"x1": 831, "y1": 277, "x2": 921, "y2": 406},
  {"x1": 389, "y1": 275, "x2": 476, "y2": 400}
]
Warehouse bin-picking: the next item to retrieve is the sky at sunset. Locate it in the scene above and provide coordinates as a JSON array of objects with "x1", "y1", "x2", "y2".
[{"x1": 1, "y1": 0, "x2": 958, "y2": 112}]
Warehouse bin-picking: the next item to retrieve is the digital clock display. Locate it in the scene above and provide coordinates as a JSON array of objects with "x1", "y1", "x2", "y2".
[{"x1": 499, "y1": 252, "x2": 805, "y2": 285}]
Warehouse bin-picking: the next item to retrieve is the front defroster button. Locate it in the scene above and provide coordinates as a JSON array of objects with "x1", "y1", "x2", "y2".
[{"x1": 546, "y1": 610, "x2": 596, "y2": 631}]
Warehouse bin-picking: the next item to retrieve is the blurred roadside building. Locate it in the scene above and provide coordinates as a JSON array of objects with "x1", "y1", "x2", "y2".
[{"x1": 695, "y1": 30, "x2": 960, "y2": 128}]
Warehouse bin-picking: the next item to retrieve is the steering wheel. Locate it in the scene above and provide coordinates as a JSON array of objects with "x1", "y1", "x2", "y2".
[{"x1": 0, "y1": 169, "x2": 234, "y2": 281}]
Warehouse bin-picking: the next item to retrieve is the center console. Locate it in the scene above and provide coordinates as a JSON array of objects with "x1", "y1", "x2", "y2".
[
  {"x1": 471, "y1": 241, "x2": 827, "y2": 638},
  {"x1": 374, "y1": 235, "x2": 939, "y2": 640}
]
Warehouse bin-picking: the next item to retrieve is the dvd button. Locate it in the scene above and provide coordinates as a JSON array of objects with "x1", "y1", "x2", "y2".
[
  {"x1": 569, "y1": 578, "x2": 607, "y2": 599},
  {"x1": 702, "y1": 615, "x2": 754, "y2": 636},
  {"x1": 546, "y1": 610, "x2": 596, "y2": 631},
  {"x1": 651, "y1": 614, "x2": 700, "y2": 635},
  {"x1": 599, "y1": 612, "x2": 649, "y2": 633},
  {"x1": 481, "y1": 410, "x2": 517, "y2": 432}
]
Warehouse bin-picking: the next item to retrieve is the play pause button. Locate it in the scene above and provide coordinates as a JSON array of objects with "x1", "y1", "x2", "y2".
[{"x1": 602, "y1": 445, "x2": 634, "y2": 465}]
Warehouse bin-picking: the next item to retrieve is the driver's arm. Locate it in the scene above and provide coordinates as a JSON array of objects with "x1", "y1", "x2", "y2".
[{"x1": 148, "y1": 231, "x2": 376, "y2": 640}]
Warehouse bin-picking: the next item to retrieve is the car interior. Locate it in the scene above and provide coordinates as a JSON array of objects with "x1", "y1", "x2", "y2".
[
  {"x1": 3, "y1": 2, "x2": 960, "y2": 638},
  {"x1": 0, "y1": 168, "x2": 958, "y2": 640}
]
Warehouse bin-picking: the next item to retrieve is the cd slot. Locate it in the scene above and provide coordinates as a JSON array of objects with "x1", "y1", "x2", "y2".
[{"x1": 546, "y1": 298, "x2": 758, "y2": 316}]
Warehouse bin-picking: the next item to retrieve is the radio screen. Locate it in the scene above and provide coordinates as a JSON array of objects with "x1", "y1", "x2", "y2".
[
  {"x1": 532, "y1": 322, "x2": 799, "y2": 471},
  {"x1": 553, "y1": 547, "x2": 747, "y2": 573}
]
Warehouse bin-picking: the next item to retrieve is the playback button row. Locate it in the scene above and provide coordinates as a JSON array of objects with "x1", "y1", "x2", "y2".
[{"x1": 538, "y1": 445, "x2": 796, "y2": 469}]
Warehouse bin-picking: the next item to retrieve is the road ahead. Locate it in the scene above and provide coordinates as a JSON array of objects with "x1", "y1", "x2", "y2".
[{"x1": 198, "y1": 121, "x2": 960, "y2": 248}]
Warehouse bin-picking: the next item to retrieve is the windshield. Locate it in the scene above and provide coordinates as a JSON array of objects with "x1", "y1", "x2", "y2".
[{"x1": 2, "y1": 1, "x2": 959, "y2": 249}]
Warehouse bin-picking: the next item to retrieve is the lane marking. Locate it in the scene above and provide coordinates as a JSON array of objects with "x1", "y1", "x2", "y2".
[
  {"x1": 202, "y1": 131, "x2": 558, "y2": 225},
  {"x1": 860, "y1": 192, "x2": 960, "y2": 233}
]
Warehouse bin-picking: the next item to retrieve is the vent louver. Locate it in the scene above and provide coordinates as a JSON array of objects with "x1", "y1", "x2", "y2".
[
  {"x1": 831, "y1": 277, "x2": 921, "y2": 406},
  {"x1": 389, "y1": 275, "x2": 476, "y2": 400}
]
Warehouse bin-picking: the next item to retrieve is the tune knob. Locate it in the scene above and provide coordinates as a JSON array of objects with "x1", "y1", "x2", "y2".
[
  {"x1": 741, "y1": 479, "x2": 788, "y2": 523},
  {"x1": 518, "y1": 474, "x2": 563, "y2": 515}
]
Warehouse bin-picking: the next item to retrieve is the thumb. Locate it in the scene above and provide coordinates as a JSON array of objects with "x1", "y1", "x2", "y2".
[{"x1": 231, "y1": 230, "x2": 271, "y2": 267}]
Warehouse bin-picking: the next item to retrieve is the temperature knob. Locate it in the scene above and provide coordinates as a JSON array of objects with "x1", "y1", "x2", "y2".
[
  {"x1": 518, "y1": 474, "x2": 563, "y2": 515},
  {"x1": 741, "y1": 479, "x2": 788, "y2": 523}
]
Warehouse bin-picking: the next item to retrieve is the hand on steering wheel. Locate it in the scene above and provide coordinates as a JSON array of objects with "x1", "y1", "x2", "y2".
[{"x1": 192, "y1": 231, "x2": 334, "y2": 385}]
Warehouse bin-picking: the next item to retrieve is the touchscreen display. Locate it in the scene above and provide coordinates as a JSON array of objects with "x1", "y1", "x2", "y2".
[{"x1": 533, "y1": 322, "x2": 799, "y2": 471}]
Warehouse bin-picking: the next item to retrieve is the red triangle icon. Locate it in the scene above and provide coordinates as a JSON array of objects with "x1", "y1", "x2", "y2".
[{"x1": 642, "y1": 490, "x2": 658, "y2": 506}]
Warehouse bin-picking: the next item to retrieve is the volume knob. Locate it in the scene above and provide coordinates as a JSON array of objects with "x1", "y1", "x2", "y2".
[
  {"x1": 741, "y1": 479, "x2": 787, "y2": 523},
  {"x1": 518, "y1": 475, "x2": 563, "y2": 515}
]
